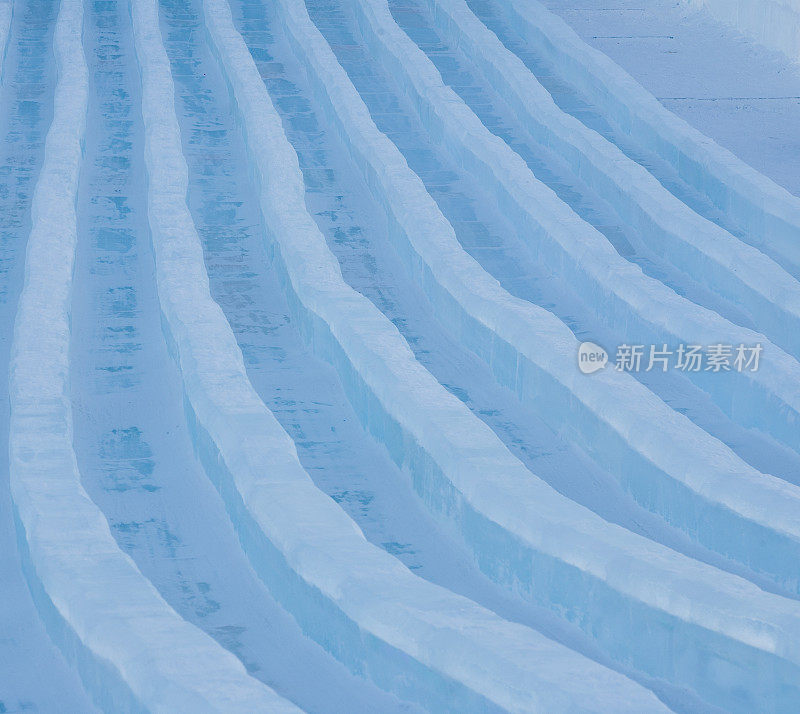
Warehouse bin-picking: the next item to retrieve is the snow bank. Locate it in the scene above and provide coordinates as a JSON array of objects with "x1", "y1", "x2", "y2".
[
  {"x1": 133, "y1": 0, "x2": 667, "y2": 709},
  {"x1": 494, "y1": 0, "x2": 800, "y2": 281},
  {"x1": 8, "y1": 0, "x2": 294, "y2": 711},
  {"x1": 209, "y1": 0, "x2": 800, "y2": 709},
  {"x1": 424, "y1": 0, "x2": 800, "y2": 364},
  {"x1": 685, "y1": 0, "x2": 800, "y2": 63}
]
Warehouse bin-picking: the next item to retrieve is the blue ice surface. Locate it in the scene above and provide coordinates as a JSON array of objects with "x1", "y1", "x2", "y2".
[
  {"x1": 1, "y1": 0, "x2": 800, "y2": 709},
  {"x1": 0, "y1": 0, "x2": 98, "y2": 709},
  {"x1": 537, "y1": 0, "x2": 800, "y2": 199},
  {"x1": 267, "y1": 0, "x2": 800, "y2": 709},
  {"x1": 71, "y1": 0, "x2": 420, "y2": 710}
]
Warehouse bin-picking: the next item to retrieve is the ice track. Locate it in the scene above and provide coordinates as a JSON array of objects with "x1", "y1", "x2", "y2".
[{"x1": 2, "y1": 0, "x2": 800, "y2": 710}]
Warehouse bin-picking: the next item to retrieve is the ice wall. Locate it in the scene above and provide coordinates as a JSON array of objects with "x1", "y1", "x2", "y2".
[
  {"x1": 297, "y1": 0, "x2": 800, "y2": 604},
  {"x1": 685, "y1": 0, "x2": 800, "y2": 63},
  {"x1": 8, "y1": 0, "x2": 295, "y2": 710},
  {"x1": 494, "y1": 0, "x2": 800, "y2": 279},
  {"x1": 130, "y1": 0, "x2": 669, "y2": 708},
  {"x1": 207, "y1": 0, "x2": 800, "y2": 709},
  {"x1": 423, "y1": 0, "x2": 800, "y2": 364},
  {"x1": 349, "y1": 0, "x2": 800, "y2": 468}
]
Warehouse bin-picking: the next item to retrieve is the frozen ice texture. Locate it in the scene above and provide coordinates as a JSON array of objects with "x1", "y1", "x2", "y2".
[
  {"x1": 205, "y1": 0, "x2": 800, "y2": 709},
  {"x1": 685, "y1": 0, "x2": 800, "y2": 62},
  {"x1": 423, "y1": 0, "x2": 800, "y2": 364},
  {"x1": 495, "y1": 0, "x2": 800, "y2": 278},
  {"x1": 129, "y1": 0, "x2": 671, "y2": 708},
  {"x1": 335, "y1": 0, "x2": 800, "y2": 595},
  {"x1": 8, "y1": 0, "x2": 298, "y2": 709},
  {"x1": 5, "y1": 0, "x2": 800, "y2": 708}
]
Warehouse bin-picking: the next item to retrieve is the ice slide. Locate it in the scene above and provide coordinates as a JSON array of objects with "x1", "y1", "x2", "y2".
[
  {"x1": 471, "y1": 0, "x2": 800, "y2": 274},
  {"x1": 2, "y1": 0, "x2": 800, "y2": 710},
  {"x1": 0, "y1": 0, "x2": 98, "y2": 708}
]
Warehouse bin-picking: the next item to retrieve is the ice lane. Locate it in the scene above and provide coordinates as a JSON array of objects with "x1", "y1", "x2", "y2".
[
  {"x1": 390, "y1": 0, "x2": 759, "y2": 334},
  {"x1": 0, "y1": 0, "x2": 98, "y2": 709},
  {"x1": 206, "y1": 2, "x2": 794, "y2": 703},
  {"x1": 163, "y1": 0, "x2": 554, "y2": 637},
  {"x1": 306, "y1": 0, "x2": 800, "y2": 494},
  {"x1": 383, "y1": 0, "x2": 800, "y2": 487},
  {"x1": 159, "y1": 0, "x2": 705, "y2": 706},
  {"x1": 468, "y1": 0, "x2": 800, "y2": 253},
  {"x1": 69, "y1": 1, "x2": 410, "y2": 711},
  {"x1": 244, "y1": 0, "x2": 800, "y2": 599}
]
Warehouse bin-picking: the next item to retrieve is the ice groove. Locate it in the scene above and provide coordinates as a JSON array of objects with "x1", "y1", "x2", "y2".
[
  {"x1": 418, "y1": 0, "x2": 800, "y2": 363},
  {"x1": 127, "y1": 0, "x2": 665, "y2": 709},
  {"x1": 8, "y1": 0, "x2": 291, "y2": 709},
  {"x1": 335, "y1": 0, "x2": 800, "y2": 595},
  {"x1": 485, "y1": 0, "x2": 800, "y2": 279},
  {"x1": 211, "y1": 0, "x2": 800, "y2": 709}
]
